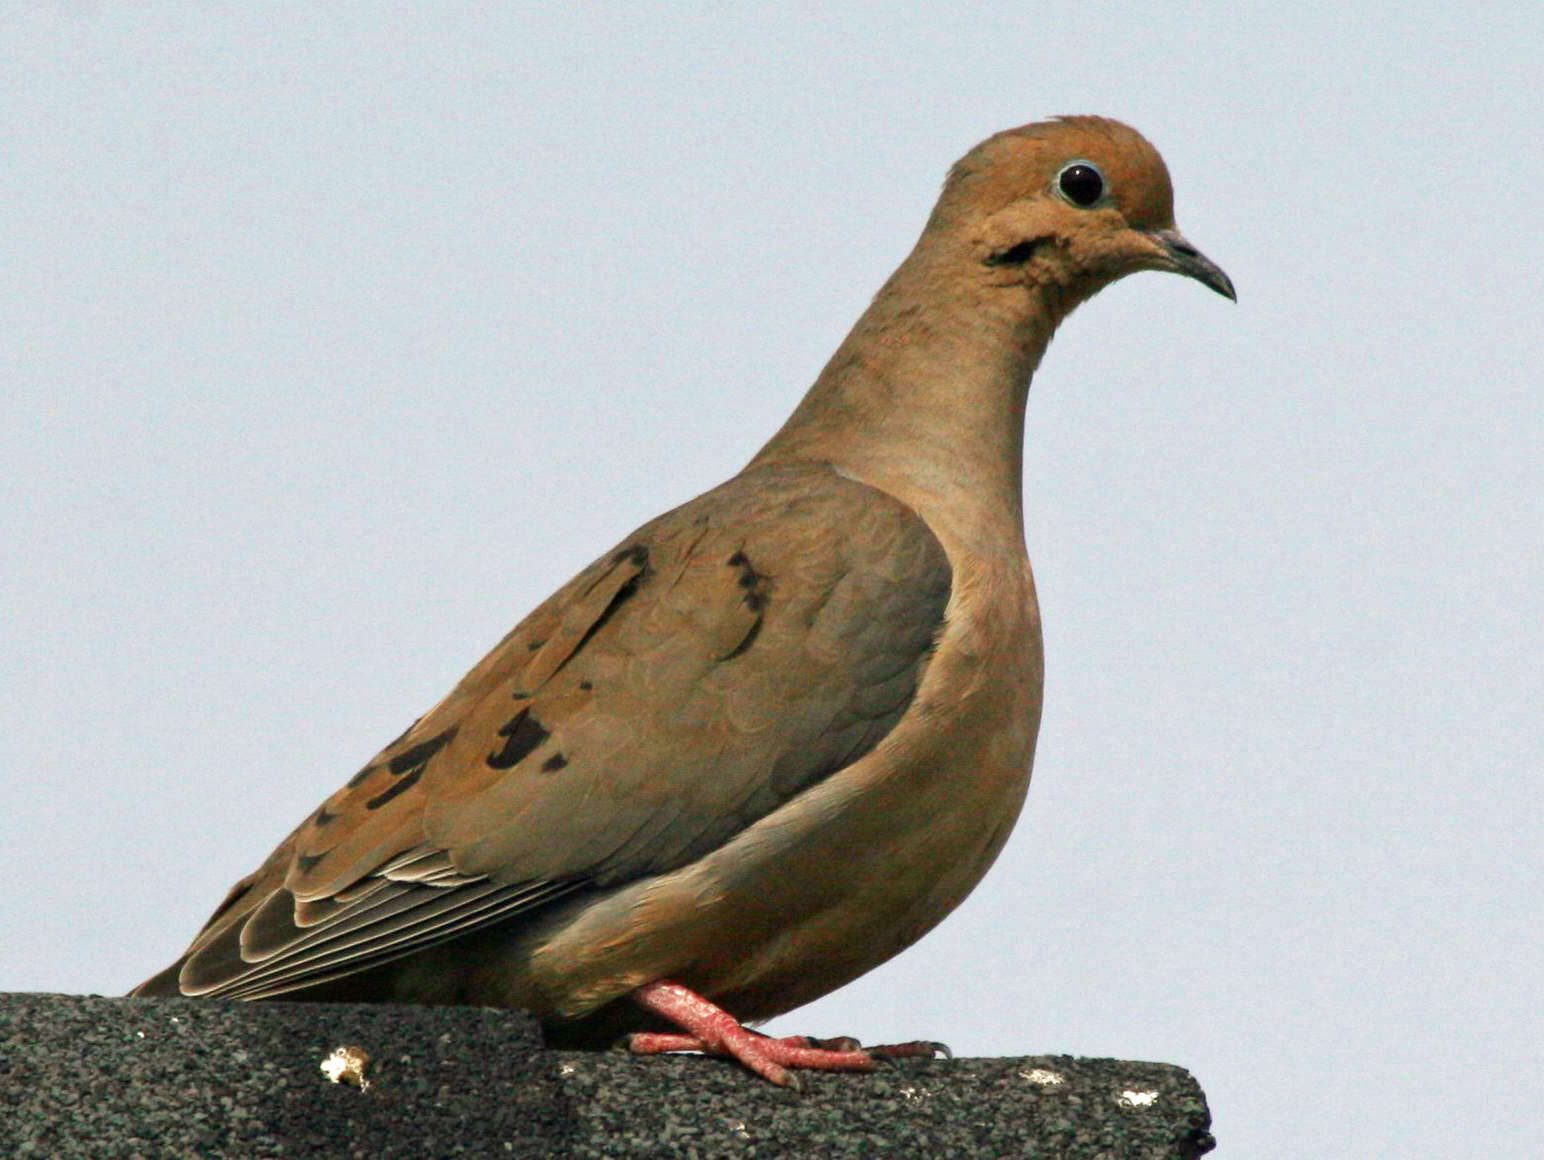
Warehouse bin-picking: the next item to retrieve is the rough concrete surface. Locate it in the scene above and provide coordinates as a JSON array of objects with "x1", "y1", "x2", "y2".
[{"x1": 0, "y1": 993, "x2": 1214, "y2": 1158}]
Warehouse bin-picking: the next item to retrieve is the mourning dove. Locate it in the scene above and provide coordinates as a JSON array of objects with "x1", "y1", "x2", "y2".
[{"x1": 133, "y1": 116, "x2": 1233, "y2": 1086}]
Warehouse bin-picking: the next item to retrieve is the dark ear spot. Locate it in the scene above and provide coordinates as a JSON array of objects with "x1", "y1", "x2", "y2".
[{"x1": 985, "y1": 237, "x2": 1045, "y2": 266}]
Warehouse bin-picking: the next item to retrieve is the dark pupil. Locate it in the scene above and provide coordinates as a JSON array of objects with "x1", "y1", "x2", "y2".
[{"x1": 1059, "y1": 164, "x2": 1103, "y2": 206}]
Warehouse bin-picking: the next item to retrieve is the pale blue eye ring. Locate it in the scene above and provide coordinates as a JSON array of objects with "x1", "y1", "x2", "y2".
[{"x1": 1056, "y1": 161, "x2": 1105, "y2": 207}]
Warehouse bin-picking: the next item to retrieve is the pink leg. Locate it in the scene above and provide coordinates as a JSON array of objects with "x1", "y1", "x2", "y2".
[{"x1": 627, "y1": 980, "x2": 948, "y2": 1087}]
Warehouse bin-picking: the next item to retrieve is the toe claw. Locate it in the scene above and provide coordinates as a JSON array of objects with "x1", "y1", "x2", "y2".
[
  {"x1": 866, "y1": 1038, "x2": 952, "y2": 1061},
  {"x1": 806, "y1": 1035, "x2": 863, "y2": 1053}
]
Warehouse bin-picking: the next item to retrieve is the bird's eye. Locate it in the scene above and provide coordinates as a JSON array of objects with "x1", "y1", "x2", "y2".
[{"x1": 1056, "y1": 162, "x2": 1105, "y2": 207}]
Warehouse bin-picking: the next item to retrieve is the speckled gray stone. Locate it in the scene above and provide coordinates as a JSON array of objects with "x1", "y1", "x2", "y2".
[{"x1": 0, "y1": 993, "x2": 1213, "y2": 1158}]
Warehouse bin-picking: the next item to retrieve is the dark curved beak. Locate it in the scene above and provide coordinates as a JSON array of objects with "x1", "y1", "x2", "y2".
[{"x1": 1151, "y1": 228, "x2": 1236, "y2": 301}]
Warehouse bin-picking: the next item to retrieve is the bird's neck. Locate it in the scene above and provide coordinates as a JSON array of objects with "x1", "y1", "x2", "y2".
[{"x1": 750, "y1": 243, "x2": 1063, "y2": 556}]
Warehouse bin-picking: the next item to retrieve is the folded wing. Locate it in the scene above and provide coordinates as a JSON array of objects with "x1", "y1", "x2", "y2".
[{"x1": 136, "y1": 462, "x2": 951, "y2": 1001}]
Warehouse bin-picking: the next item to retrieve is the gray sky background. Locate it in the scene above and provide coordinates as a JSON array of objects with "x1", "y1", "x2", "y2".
[{"x1": 3, "y1": 5, "x2": 1539, "y2": 1156}]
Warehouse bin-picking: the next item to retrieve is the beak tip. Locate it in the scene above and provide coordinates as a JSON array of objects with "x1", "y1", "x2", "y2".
[
  {"x1": 1180, "y1": 261, "x2": 1237, "y2": 304},
  {"x1": 1152, "y1": 228, "x2": 1235, "y2": 304}
]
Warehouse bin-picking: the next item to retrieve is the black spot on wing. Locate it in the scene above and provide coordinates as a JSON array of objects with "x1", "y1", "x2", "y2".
[
  {"x1": 363, "y1": 727, "x2": 457, "y2": 810},
  {"x1": 727, "y1": 550, "x2": 769, "y2": 613},
  {"x1": 366, "y1": 761, "x2": 426, "y2": 810},
  {"x1": 562, "y1": 547, "x2": 648, "y2": 666},
  {"x1": 720, "y1": 549, "x2": 770, "y2": 659},
  {"x1": 295, "y1": 850, "x2": 327, "y2": 874},
  {"x1": 388, "y1": 729, "x2": 456, "y2": 776},
  {"x1": 721, "y1": 616, "x2": 763, "y2": 662},
  {"x1": 351, "y1": 718, "x2": 440, "y2": 788},
  {"x1": 487, "y1": 708, "x2": 551, "y2": 770},
  {"x1": 541, "y1": 752, "x2": 569, "y2": 773}
]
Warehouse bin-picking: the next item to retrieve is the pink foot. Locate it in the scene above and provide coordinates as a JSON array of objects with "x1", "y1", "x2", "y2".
[{"x1": 627, "y1": 980, "x2": 949, "y2": 1087}]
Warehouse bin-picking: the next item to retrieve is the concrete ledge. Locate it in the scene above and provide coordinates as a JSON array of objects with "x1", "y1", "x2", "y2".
[{"x1": 0, "y1": 992, "x2": 1213, "y2": 1158}]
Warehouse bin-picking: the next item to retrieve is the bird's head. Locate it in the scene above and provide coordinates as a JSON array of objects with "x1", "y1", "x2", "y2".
[{"x1": 929, "y1": 115, "x2": 1234, "y2": 309}]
